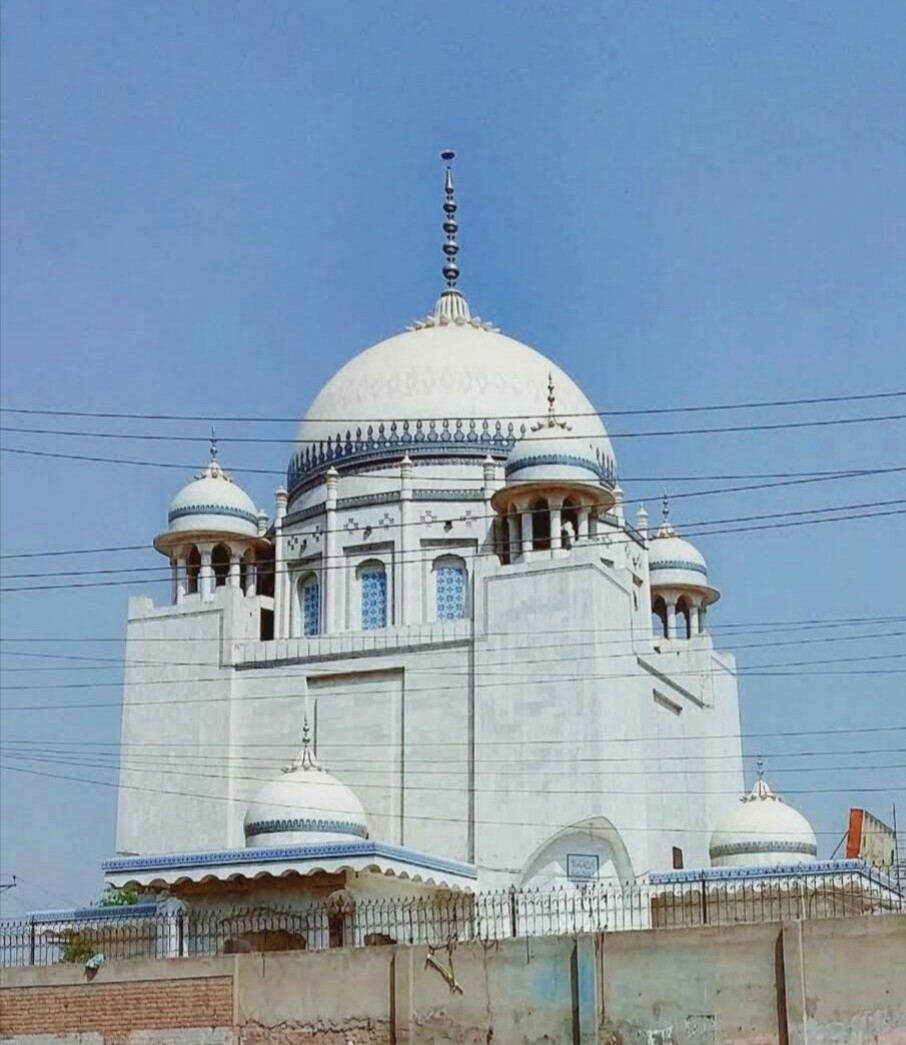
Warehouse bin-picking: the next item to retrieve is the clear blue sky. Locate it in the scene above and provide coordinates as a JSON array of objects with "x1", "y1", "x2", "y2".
[{"x1": 1, "y1": 1, "x2": 904, "y2": 913}]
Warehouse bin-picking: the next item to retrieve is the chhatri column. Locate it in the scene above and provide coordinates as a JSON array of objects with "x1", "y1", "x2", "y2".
[
  {"x1": 199, "y1": 547, "x2": 214, "y2": 602},
  {"x1": 521, "y1": 501, "x2": 534, "y2": 556},
  {"x1": 228, "y1": 549, "x2": 241, "y2": 589},
  {"x1": 666, "y1": 599, "x2": 677, "y2": 640},
  {"x1": 175, "y1": 555, "x2": 187, "y2": 604},
  {"x1": 274, "y1": 487, "x2": 289, "y2": 638},
  {"x1": 399, "y1": 456, "x2": 415, "y2": 626},
  {"x1": 688, "y1": 603, "x2": 700, "y2": 637},
  {"x1": 550, "y1": 498, "x2": 563, "y2": 551},
  {"x1": 324, "y1": 467, "x2": 339, "y2": 633},
  {"x1": 576, "y1": 506, "x2": 590, "y2": 543},
  {"x1": 506, "y1": 511, "x2": 520, "y2": 561}
]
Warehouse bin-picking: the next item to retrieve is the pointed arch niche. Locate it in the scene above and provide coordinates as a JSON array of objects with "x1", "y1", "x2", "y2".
[{"x1": 519, "y1": 816, "x2": 635, "y2": 891}]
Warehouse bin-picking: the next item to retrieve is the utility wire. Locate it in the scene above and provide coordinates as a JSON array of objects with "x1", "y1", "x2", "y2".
[
  {"x1": 1, "y1": 761, "x2": 898, "y2": 836},
  {"x1": 2, "y1": 388, "x2": 904, "y2": 423},
  {"x1": 3, "y1": 500, "x2": 905, "y2": 591},
  {"x1": 2, "y1": 626, "x2": 904, "y2": 674},
  {"x1": 3, "y1": 445, "x2": 904, "y2": 492},
  {"x1": 3, "y1": 743, "x2": 902, "y2": 778},
  {"x1": 3, "y1": 411, "x2": 906, "y2": 444},
  {"x1": 3, "y1": 612, "x2": 904, "y2": 643},
  {"x1": 3, "y1": 661, "x2": 906, "y2": 710},
  {"x1": 1, "y1": 748, "x2": 901, "y2": 799}
]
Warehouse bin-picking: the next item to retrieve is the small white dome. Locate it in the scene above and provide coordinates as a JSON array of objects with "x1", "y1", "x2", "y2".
[
  {"x1": 648, "y1": 513, "x2": 719, "y2": 604},
  {"x1": 505, "y1": 423, "x2": 603, "y2": 487},
  {"x1": 167, "y1": 458, "x2": 259, "y2": 538},
  {"x1": 709, "y1": 777, "x2": 817, "y2": 867},
  {"x1": 244, "y1": 728, "x2": 368, "y2": 848}
]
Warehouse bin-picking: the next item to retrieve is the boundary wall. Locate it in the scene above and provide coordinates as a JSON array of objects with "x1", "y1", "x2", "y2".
[{"x1": 2, "y1": 914, "x2": 904, "y2": 1044}]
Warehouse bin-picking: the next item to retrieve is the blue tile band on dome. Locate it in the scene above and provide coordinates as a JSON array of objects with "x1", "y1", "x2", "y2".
[
  {"x1": 649, "y1": 559, "x2": 708, "y2": 576},
  {"x1": 287, "y1": 416, "x2": 617, "y2": 497},
  {"x1": 102, "y1": 841, "x2": 478, "y2": 879},
  {"x1": 244, "y1": 816, "x2": 367, "y2": 840},
  {"x1": 504, "y1": 453, "x2": 604, "y2": 479},
  {"x1": 168, "y1": 504, "x2": 259, "y2": 527},
  {"x1": 708, "y1": 840, "x2": 818, "y2": 859}
]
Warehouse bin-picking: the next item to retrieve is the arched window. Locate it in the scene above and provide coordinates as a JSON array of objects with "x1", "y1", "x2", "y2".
[
  {"x1": 358, "y1": 561, "x2": 387, "y2": 630},
  {"x1": 299, "y1": 574, "x2": 321, "y2": 636},
  {"x1": 186, "y1": 546, "x2": 201, "y2": 595},
  {"x1": 211, "y1": 544, "x2": 230, "y2": 588},
  {"x1": 531, "y1": 498, "x2": 551, "y2": 551},
  {"x1": 676, "y1": 596, "x2": 691, "y2": 640},
  {"x1": 434, "y1": 556, "x2": 467, "y2": 621},
  {"x1": 652, "y1": 596, "x2": 668, "y2": 639}
]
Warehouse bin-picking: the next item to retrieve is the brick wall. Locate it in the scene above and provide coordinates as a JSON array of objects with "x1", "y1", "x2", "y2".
[{"x1": 0, "y1": 976, "x2": 233, "y2": 1044}]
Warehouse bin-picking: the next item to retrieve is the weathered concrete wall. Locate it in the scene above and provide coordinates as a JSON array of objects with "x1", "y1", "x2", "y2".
[{"x1": 2, "y1": 916, "x2": 905, "y2": 1044}]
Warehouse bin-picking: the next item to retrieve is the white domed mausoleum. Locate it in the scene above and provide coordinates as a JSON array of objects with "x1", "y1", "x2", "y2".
[{"x1": 103, "y1": 154, "x2": 830, "y2": 917}]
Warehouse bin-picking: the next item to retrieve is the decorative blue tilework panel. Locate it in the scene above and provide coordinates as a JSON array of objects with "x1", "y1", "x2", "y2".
[
  {"x1": 361, "y1": 568, "x2": 387, "y2": 630},
  {"x1": 436, "y1": 565, "x2": 466, "y2": 621},
  {"x1": 302, "y1": 579, "x2": 320, "y2": 636}
]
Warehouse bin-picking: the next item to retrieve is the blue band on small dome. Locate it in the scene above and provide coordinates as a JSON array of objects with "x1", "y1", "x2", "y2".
[
  {"x1": 505, "y1": 453, "x2": 603, "y2": 479},
  {"x1": 649, "y1": 559, "x2": 708, "y2": 576},
  {"x1": 244, "y1": 817, "x2": 368, "y2": 840},
  {"x1": 168, "y1": 504, "x2": 259, "y2": 527},
  {"x1": 709, "y1": 840, "x2": 818, "y2": 858}
]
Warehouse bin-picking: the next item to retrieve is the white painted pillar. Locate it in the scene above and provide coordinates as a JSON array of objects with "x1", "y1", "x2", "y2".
[
  {"x1": 175, "y1": 556, "x2": 187, "y2": 604},
  {"x1": 399, "y1": 457, "x2": 414, "y2": 625},
  {"x1": 246, "y1": 560, "x2": 257, "y2": 598},
  {"x1": 521, "y1": 504, "x2": 534, "y2": 555},
  {"x1": 689, "y1": 603, "x2": 700, "y2": 637},
  {"x1": 550, "y1": 499, "x2": 563, "y2": 551},
  {"x1": 699, "y1": 605, "x2": 707, "y2": 635},
  {"x1": 200, "y1": 548, "x2": 214, "y2": 601},
  {"x1": 228, "y1": 550, "x2": 241, "y2": 589},
  {"x1": 506, "y1": 512, "x2": 520, "y2": 561},
  {"x1": 274, "y1": 487, "x2": 288, "y2": 638},
  {"x1": 666, "y1": 600, "x2": 677, "y2": 640},
  {"x1": 577, "y1": 507, "x2": 590, "y2": 542},
  {"x1": 325, "y1": 467, "x2": 339, "y2": 633}
]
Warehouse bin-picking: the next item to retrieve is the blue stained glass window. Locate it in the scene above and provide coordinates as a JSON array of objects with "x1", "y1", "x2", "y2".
[
  {"x1": 436, "y1": 563, "x2": 466, "y2": 621},
  {"x1": 302, "y1": 578, "x2": 320, "y2": 636},
  {"x1": 360, "y1": 567, "x2": 387, "y2": 630}
]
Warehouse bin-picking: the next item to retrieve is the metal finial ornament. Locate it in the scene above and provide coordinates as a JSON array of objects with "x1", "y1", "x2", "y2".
[
  {"x1": 209, "y1": 426, "x2": 218, "y2": 463},
  {"x1": 440, "y1": 150, "x2": 460, "y2": 288},
  {"x1": 296, "y1": 713, "x2": 317, "y2": 771},
  {"x1": 547, "y1": 373, "x2": 557, "y2": 421},
  {"x1": 756, "y1": 754, "x2": 765, "y2": 780},
  {"x1": 662, "y1": 491, "x2": 670, "y2": 524}
]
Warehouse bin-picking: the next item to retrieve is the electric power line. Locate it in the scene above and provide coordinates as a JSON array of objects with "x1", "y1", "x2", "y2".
[
  {"x1": 1, "y1": 761, "x2": 900, "y2": 837},
  {"x1": 3, "y1": 410, "x2": 906, "y2": 446},
  {"x1": 1, "y1": 388, "x2": 903, "y2": 423}
]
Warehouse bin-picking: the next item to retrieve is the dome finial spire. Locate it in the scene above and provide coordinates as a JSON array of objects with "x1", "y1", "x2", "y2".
[
  {"x1": 209, "y1": 426, "x2": 218, "y2": 464},
  {"x1": 662, "y1": 490, "x2": 670, "y2": 524},
  {"x1": 440, "y1": 149, "x2": 460, "y2": 289},
  {"x1": 546, "y1": 373, "x2": 557, "y2": 422},
  {"x1": 756, "y1": 753, "x2": 765, "y2": 780},
  {"x1": 287, "y1": 713, "x2": 319, "y2": 772}
]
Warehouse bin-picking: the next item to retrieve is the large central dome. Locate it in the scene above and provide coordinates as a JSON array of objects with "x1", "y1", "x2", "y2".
[{"x1": 290, "y1": 294, "x2": 615, "y2": 496}]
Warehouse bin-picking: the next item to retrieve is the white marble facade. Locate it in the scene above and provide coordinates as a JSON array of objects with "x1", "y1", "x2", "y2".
[{"x1": 114, "y1": 279, "x2": 751, "y2": 893}]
